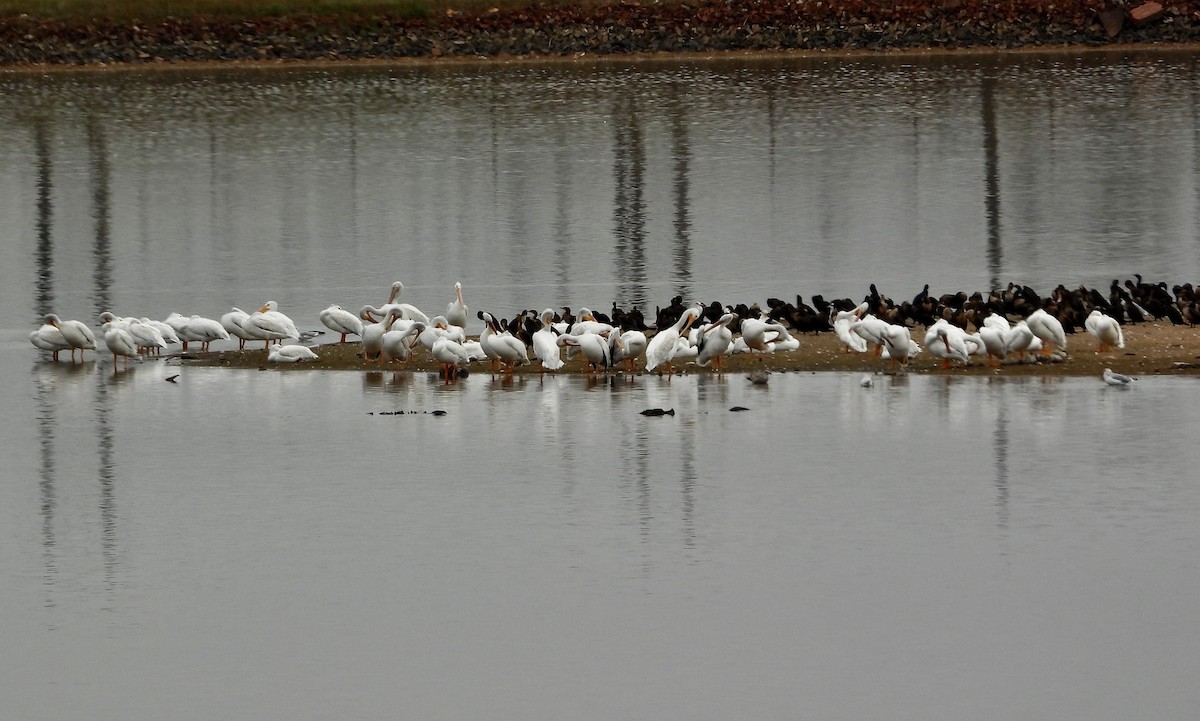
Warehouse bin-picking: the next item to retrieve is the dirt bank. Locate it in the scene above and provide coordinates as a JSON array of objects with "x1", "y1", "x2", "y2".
[
  {"x1": 2, "y1": 1, "x2": 1199, "y2": 67},
  {"x1": 183, "y1": 321, "x2": 1200, "y2": 379}
]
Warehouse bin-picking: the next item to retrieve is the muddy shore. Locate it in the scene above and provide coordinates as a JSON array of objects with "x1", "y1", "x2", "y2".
[
  {"x1": 2, "y1": 1, "x2": 1199, "y2": 67},
  {"x1": 182, "y1": 321, "x2": 1200, "y2": 379}
]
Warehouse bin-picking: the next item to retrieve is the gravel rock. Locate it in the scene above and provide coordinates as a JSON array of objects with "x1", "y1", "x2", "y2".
[{"x1": 1, "y1": 1, "x2": 1196, "y2": 66}]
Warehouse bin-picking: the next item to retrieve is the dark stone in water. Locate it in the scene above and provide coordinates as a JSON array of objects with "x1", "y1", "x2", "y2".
[
  {"x1": 432, "y1": 410, "x2": 448, "y2": 416},
  {"x1": 640, "y1": 408, "x2": 675, "y2": 416}
]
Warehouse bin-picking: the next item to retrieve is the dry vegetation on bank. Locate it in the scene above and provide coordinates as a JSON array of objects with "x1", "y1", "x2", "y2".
[{"x1": 2, "y1": 1, "x2": 1199, "y2": 66}]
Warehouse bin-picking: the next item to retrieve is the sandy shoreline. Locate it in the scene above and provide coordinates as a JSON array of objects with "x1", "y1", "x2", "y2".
[{"x1": 179, "y1": 321, "x2": 1200, "y2": 379}]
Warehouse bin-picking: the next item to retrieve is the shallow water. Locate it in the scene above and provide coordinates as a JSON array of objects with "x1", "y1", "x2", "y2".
[
  {"x1": 4, "y1": 334, "x2": 1200, "y2": 720},
  {"x1": 3, "y1": 50, "x2": 1200, "y2": 329},
  {"x1": 4, "y1": 51, "x2": 1200, "y2": 720}
]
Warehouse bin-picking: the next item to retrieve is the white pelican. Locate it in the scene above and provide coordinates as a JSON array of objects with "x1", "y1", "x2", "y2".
[
  {"x1": 696, "y1": 313, "x2": 735, "y2": 370},
  {"x1": 377, "y1": 281, "x2": 431, "y2": 324},
  {"x1": 849, "y1": 314, "x2": 890, "y2": 356},
  {"x1": 100, "y1": 313, "x2": 168, "y2": 356},
  {"x1": 1084, "y1": 310, "x2": 1125, "y2": 352},
  {"x1": 832, "y1": 303, "x2": 869, "y2": 353},
  {"x1": 164, "y1": 312, "x2": 199, "y2": 350},
  {"x1": 559, "y1": 332, "x2": 611, "y2": 373},
  {"x1": 221, "y1": 308, "x2": 254, "y2": 350},
  {"x1": 431, "y1": 335, "x2": 472, "y2": 382},
  {"x1": 187, "y1": 314, "x2": 230, "y2": 351},
  {"x1": 924, "y1": 319, "x2": 971, "y2": 369},
  {"x1": 47, "y1": 314, "x2": 97, "y2": 363},
  {"x1": 139, "y1": 317, "x2": 179, "y2": 353},
  {"x1": 1103, "y1": 368, "x2": 1135, "y2": 387},
  {"x1": 610, "y1": 328, "x2": 648, "y2": 373},
  {"x1": 978, "y1": 325, "x2": 1008, "y2": 366},
  {"x1": 445, "y1": 282, "x2": 468, "y2": 329},
  {"x1": 460, "y1": 339, "x2": 488, "y2": 362},
  {"x1": 476, "y1": 312, "x2": 504, "y2": 372},
  {"x1": 570, "y1": 308, "x2": 615, "y2": 337},
  {"x1": 645, "y1": 306, "x2": 701, "y2": 374},
  {"x1": 1025, "y1": 308, "x2": 1067, "y2": 356},
  {"x1": 739, "y1": 315, "x2": 792, "y2": 357},
  {"x1": 479, "y1": 311, "x2": 528, "y2": 373},
  {"x1": 361, "y1": 307, "x2": 402, "y2": 363},
  {"x1": 268, "y1": 344, "x2": 319, "y2": 363},
  {"x1": 244, "y1": 301, "x2": 298, "y2": 349},
  {"x1": 963, "y1": 332, "x2": 987, "y2": 359},
  {"x1": 29, "y1": 316, "x2": 70, "y2": 361},
  {"x1": 881, "y1": 323, "x2": 919, "y2": 368},
  {"x1": 767, "y1": 324, "x2": 800, "y2": 352},
  {"x1": 982, "y1": 313, "x2": 1011, "y2": 332},
  {"x1": 531, "y1": 309, "x2": 565, "y2": 372},
  {"x1": 381, "y1": 322, "x2": 425, "y2": 369},
  {"x1": 100, "y1": 315, "x2": 138, "y2": 370},
  {"x1": 1004, "y1": 320, "x2": 1036, "y2": 361},
  {"x1": 320, "y1": 304, "x2": 364, "y2": 344}
]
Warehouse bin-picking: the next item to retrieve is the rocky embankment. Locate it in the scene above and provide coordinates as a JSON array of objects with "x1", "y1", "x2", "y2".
[{"x1": 0, "y1": 0, "x2": 1196, "y2": 67}]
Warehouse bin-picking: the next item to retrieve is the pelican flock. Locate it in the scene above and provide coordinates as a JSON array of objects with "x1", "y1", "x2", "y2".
[{"x1": 27, "y1": 277, "x2": 1189, "y2": 383}]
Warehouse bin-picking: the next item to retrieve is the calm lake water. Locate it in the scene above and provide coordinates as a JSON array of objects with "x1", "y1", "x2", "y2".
[{"x1": 3, "y1": 49, "x2": 1200, "y2": 720}]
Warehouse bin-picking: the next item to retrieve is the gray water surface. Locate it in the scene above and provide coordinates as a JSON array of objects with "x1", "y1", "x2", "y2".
[{"x1": 4, "y1": 343, "x2": 1200, "y2": 720}]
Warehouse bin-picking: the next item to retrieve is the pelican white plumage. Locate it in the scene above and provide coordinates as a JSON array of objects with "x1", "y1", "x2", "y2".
[
  {"x1": 924, "y1": 319, "x2": 971, "y2": 368},
  {"x1": 267, "y1": 344, "x2": 318, "y2": 363},
  {"x1": 187, "y1": 314, "x2": 230, "y2": 351},
  {"x1": 47, "y1": 314, "x2": 97, "y2": 363},
  {"x1": 1102, "y1": 367, "x2": 1134, "y2": 387},
  {"x1": 531, "y1": 309, "x2": 565, "y2": 372},
  {"x1": 850, "y1": 313, "x2": 890, "y2": 356},
  {"x1": 479, "y1": 311, "x2": 528, "y2": 373},
  {"x1": 978, "y1": 325, "x2": 1008, "y2": 366},
  {"x1": 645, "y1": 306, "x2": 701, "y2": 374},
  {"x1": 139, "y1": 317, "x2": 179, "y2": 353},
  {"x1": 379, "y1": 281, "x2": 431, "y2": 324},
  {"x1": 381, "y1": 322, "x2": 425, "y2": 368},
  {"x1": 881, "y1": 323, "x2": 919, "y2": 368},
  {"x1": 100, "y1": 313, "x2": 168, "y2": 357},
  {"x1": 221, "y1": 308, "x2": 254, "y2": 350},
  {"x1": 1026, "y1": 308, "x2": 1067, "y2": 356},
  {"x1": 1084, "y1": 310, "x2": 1125, "y2": 352},
  {"x1": 431, "y1": 335, "x2": 472, "y2": 382},
  {"x1": 982, "y1": 313, "x2": 1011, "y2": 332},
  {"x1": 832, "y1": 302, "x2": 870, "y2": 353},
  {"x1": 738, "y1": 315, "x2": 779, "y2": 356},
  {"x1": 767, "y1": 324, "x2": 800, "y2": 352},
  {"x1": 361, "y1": 307, "x2": 402, "y2": 363},
  {"x1": 445, "y1": 282, "x2": 468, "y2": 329},
  {"x1": 963, "y1": 332, "x2": 987, "y2": 359},
  {"x1": 30, "y1": 316, "x2": 70, "y2": 361},
  {"x1": 244, "y1": 301, "x2": 298, "y2": 349},
  {"x1": 696, "y1": 313, "x2": 735, "y2": 370},
  {"x1": 460, "y1": 339, "x2": 488, "y2": 362},
  {"x1": 476, "y1": 311, "x2": 504, "y2": 372},
  {"x1": 1004, "y1": 320, "x2": 1036, "y2": 361},
  {"x1": 100, "y1": 315, "x2": 139, "y2": 369},
  {"x1": 320, "y1": 304, "x2": 364, "y2": 344},
  {"x1": 415, "y1": 316, "x2": 464, "y2": 352},
  {"x1": 164, "y1": 312, "x2": 198, "y2": 350},
  {"x1": 559, "y1": 332, "x2": 611, "y2": 373},
  {"x1": 611, "y1": 328, "x2": 648, "y2": 373},
  {"x1": 570, "y1": 308, "x2": 615, "y2": 337},
  {"x1": 130, "y1": 318, "x2": 168, "y2": 355}
]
